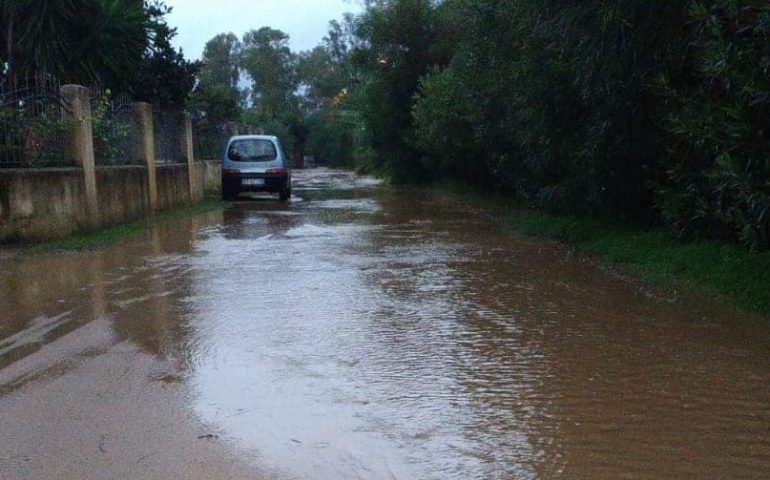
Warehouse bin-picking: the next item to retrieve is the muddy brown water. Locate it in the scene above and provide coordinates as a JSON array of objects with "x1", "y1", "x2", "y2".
[{"x1": 1, "y1": 169, "x2": 769, "y2": 479}]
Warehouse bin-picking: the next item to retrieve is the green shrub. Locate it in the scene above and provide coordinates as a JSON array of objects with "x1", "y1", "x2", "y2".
[{"x1": 656, "y1": 1, "x2": 770, "y2": 250}]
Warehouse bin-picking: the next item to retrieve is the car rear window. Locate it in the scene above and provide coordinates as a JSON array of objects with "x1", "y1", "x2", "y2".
[{"x1": 227, "y1": 139, "x2": 277, "y2": 162}]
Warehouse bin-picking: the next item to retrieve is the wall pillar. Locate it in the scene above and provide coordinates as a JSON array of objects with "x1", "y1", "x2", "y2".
[
  {"x1": 61, "y1": 84, "x2": 99, "y2": 223},
  {"x1": 180, "y1": 112, "x2": 198, "y2": 202},
  {"x1": 132, "y1": 102, "x2": 158, "y2": 212}
]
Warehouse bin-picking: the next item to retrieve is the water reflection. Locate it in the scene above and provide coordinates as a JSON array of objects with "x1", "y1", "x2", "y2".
[{"x1": 0, "y1": 211, "x2": 220, "y2": 379}]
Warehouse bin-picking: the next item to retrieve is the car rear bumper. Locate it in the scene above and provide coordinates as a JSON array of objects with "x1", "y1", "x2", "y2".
[{"x1": 223, "y1": 173, "x2": 289, "y2": 193}]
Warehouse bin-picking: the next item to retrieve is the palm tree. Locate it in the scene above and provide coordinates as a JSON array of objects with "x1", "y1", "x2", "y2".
[{"x1": 2, "y1": 0, "x2": 149, "y2": 89}]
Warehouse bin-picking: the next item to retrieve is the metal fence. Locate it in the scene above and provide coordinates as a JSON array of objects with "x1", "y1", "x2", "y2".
[
  {"x1": 91, "y1": 91, "x2": 142, "y2": 166},
  {"x1": 192, "y1": 118, "x2": 227, "y2": 161},
  {"x1": 153, "y1": 109, "x2": 184, "y2": 164},
  {"x1": 192, "y1": 119, "x2": 253, "y2": 161},
  {"x1": 0, "y1": 79, "x2": 74, "y2": 168},
  {"x1": 1, "y1": 77, "x2": 252, "y2": 169}
]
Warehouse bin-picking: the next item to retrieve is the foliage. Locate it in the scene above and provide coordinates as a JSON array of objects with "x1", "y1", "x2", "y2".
[
  {"x1": 132, "y1": 1, "x2": 200, "y2": 109},
  {"x1": 507, "y1": 207, "x2": 770, "y2": 314},
  {"x1": 295, "y1": 14, "x2": 373, "y2": 168},
  {"x1": 91, "y1": 92, "x2": 139, "y2": 165},
  {"x1": 241, "y1": 27, "x2": 298, "y2": 118},
  {"x1": 2, "y1": 0, "x2": 149, "y2": 89},
  {"x1": 150, "y1": 0, "x2": 770, "y2": 252},
  {"x1": 413, "y1": 0, "x2": 687, "y2": 216},
  {"x1": 655, "y1": 1, "x2": 770, "y2": 250},
  {"x1": 349, "y1": 0, "x2": 442, "y2": 180},
  {"x1": 298, "y1": 46, "x2": 348, "y2": 112},
  {"x1": 328, "y1": 0, "x2": 769, "y2": 250},
  {"x1": 188, "y1": 33, "x2": 243, "y2": 123},
  {"x1": 305, "y1": 103, "x2": 373, "y2": 169},
  {"x1": 0, "y1": 100, "x2": 75, "y2": 167},
  {"x1": 189, "y1": 83, "x2": 242, "y2": 124},
  {"x1": 199, "y1": 33, "x2": 242, "y2": 88},
  {"x1": 236, "y1": 27, "x2": 304, "y2": 159},
  {"x1": 1, "y1": 1, "x2": 198, "y2": 108}
]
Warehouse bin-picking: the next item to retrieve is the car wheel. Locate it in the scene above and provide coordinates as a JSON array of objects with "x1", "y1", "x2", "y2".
[{"x1": 279, "y1": 187, "x2": 290, "y2": 202}]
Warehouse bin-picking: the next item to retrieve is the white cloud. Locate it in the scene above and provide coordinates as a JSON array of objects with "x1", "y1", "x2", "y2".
[{"x1": 164, "y1": 0, "x2": 362, "y2": 59}]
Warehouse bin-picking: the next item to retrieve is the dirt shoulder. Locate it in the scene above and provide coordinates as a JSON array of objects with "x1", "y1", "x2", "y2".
[{"x1": 0, "y1": 318, "x2": 282, "y2": 480}]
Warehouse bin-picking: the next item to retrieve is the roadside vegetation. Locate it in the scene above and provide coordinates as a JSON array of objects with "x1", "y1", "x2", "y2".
[
  {"x1": 343, "y1": 0, "x2": 770, "y2": 252},
  {"x1": 509, "y1": 209, "x2": 770, "y2": 313}
]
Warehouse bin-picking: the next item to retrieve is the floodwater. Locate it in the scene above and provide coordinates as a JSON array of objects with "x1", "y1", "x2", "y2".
[{"x1": 1, "y1": 168, "x2": 769, "y2": 479}]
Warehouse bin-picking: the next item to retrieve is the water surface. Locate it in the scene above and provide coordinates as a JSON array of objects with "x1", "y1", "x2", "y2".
[{"x1": 1, "y1": 169, "x2": 768, "y2": 479}]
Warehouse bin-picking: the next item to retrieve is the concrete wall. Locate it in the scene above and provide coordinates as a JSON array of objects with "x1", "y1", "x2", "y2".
[
  {"x1": 0, "y1": 163, "x2": 203, "y2": 243},
  {"x1": 0, "y1": 168, "x2": 88, "y2": 241},
  {"x1": 199, "y1": 160, "x2": 221, "y2": 194},
  {"x1": 156, "y1": 164, "x2": 191, "y2": 211},
  {"x1": 95, "y1": 166, "x2": 149, "y2": 227}
]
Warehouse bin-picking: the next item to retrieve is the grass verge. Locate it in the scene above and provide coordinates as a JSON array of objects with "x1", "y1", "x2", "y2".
[
  {"x1": 435, "y1": 182, "x2": 770, "y2": 315},
  {"x1": 507, "y1": 209, "x2": 770, "y2": 315},
  {"x1": 23, "y1": 196, "x2": 224, "y2": 254}
]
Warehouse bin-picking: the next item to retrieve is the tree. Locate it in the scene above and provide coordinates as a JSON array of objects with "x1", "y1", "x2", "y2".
[
  {"x1": 132, "y1": 1, "x2": 200, "y2": 109},
  {"x1": 199, "y1": 33, "x2": 241, "y2": 88},
  {"x1": 0, "y1": 0, "x2": 198, "y2": 109},
  {"x1": 298, "y1": 0, "x2": 770, "y2": 249},
  {"x1": 351, "y1": 0, "x2": 449, "y2": 180},
  {"x1": 298, "y1": 46, "x2": 345, "y2": 111},
  {"x1": 239, "y1": 27, "x2": 304, "y2": 160},
  {"x1": 189, "y1": 33, "x2": 243, "y2": 122},
  {"x1": 414, "y1": 0, "x2": 686, "y2": 217},
  {"x1": 297, "y1": 17, "x2": 375, "y2": 168},
  {"x1": 240, "y1": 27, "x2": 297, "y2": 118},
  {"x1": 2, "y1": 0, "x2": 149, "y2": 89}
]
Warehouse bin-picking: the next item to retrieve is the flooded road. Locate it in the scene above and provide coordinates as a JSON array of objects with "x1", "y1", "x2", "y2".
[{"x1": 1, "y1": 168, "x2": 769, "y2": 479}]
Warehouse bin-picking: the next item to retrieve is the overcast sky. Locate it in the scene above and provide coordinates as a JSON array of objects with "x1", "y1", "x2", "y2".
[{"x1": 164, "y1": 0, "x2": 363, "y2": 60}]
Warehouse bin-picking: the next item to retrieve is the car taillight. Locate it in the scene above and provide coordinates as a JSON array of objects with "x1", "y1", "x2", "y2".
[
  {"x1": 222, "y1": 168, "x2": 241, "y2": 176},
  {"x1": 265, "y1": 167, "x2": 287, "y2": 177}
]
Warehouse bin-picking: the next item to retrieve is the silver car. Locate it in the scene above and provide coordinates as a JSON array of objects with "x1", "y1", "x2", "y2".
[{"x1": 221, "y1": 135, "x2": 292, "y2": 201}]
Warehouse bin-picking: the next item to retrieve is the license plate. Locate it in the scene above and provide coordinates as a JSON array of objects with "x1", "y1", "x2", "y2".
[{"x1": 242, "y1": 178, "x2": 264, "y2": 186}]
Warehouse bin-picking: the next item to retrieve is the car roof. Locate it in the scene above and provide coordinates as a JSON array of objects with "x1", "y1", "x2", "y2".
[{"x1": 228, "y1": 135, "x2": 278, "y2": 142}]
